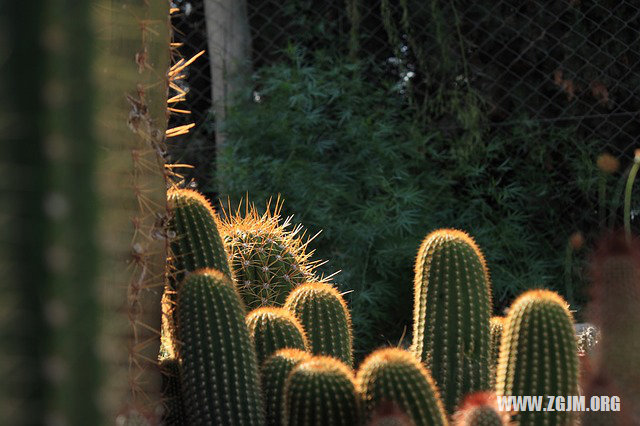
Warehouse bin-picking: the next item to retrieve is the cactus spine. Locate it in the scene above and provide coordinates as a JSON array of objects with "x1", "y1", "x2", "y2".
[
  {"x1": 489, "y1": 317, "x2": 505, "y2": 389},
  {"x1": 356, "y1": 348, "x2": 448, "y2": 426},
  {"x1": 284, "y1": 282, "x2": 354, "y2": 366},
  {"x1": 452, "y1": 392, "x2": 510, "y2": 426},
  {"x1": 283, "y1": 356, "x2": 360, "y2": 426},
  {"x1": 411, "y1": 229, "x2": 492, "y2": 413},
  {"x1": 262, "y1": 349, "x2": 311, "y2": 426},
  {"x1": 496, "y1": 289, "x2": 578, "y2": 426},
  {"x1": 246, "y1": 307, "x2": 309, "y2": 365},
  {"x1": 219, "y1": 198, "x2": 324, "y2": 309},
  {"x1": 176, "y1": 269, "x2": 264, "y2": 425}
]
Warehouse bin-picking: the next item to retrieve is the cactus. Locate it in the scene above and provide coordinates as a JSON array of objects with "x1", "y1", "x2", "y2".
[
  {"x1": 284, "y1": 282, "x2": 354, "y2": 366},
  {"x1": 219, "y1": 198, "x2": 326, "y2": 309},
  {"x1": 366, "y1": 402, "x2": 417, "y2": 426},
  {"x1": 176, "y1": 269, "x2": 264, "y2": 425},
  {"x1": 159, "y1": 356, "x2": 187, "y2": 426},
  {"x1": 246, "y1": 307, "x2": 309, "y2": 365},
  {"x1": 283, "y1": 355, "x2": 360, "y2": 426},
  {"x1": 1, "y1": 0, "x2": 171, "y2": 423},
  {"x1": 356, "y1": 347, "x2": 448, "y2": 426},
  {"x1": 496, "y1": 289, "x2": 578, "y2": 426},
  {"x1": 489, "y1": 317, "x2": 505, "y2": 389},
  {"x1": 411, "y1": 229, "x2": 492, "y2": 413},
  {"x1": 452, "y1": 392, "x2": 510, "y2": 426},
  {"x1": 262, "y1": 348, "x2": 312, "y2": 426},
  {"x1": 586, "y1": 232, "x2": 640, "y2": 423}
]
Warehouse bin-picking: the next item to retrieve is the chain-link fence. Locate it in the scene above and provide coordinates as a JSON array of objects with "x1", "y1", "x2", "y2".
[{"x1": 168, "y1": 0, "x2": 640, "y2": 312}]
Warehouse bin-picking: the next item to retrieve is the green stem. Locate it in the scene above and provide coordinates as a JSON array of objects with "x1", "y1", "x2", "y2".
[{"x1": 624, "y1": 159, "x2": 640, "y2": 241}]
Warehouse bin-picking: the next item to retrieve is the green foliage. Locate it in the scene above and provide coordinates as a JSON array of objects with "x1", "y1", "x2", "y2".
[
  {"x1": 496, "y1": 290, "x2": 579, "y2": 426},
  {"x1": 261, "y1": 349, "x2": 311, "y2": 426},
  {"x1": 245, "y1": 307, "x2": 308, "y2": 365},
  {"x1": 356, "y1": 348, "x2": 448, "y2": 426},
  {"x1": 284, "y1": 282, "x2": 353, "y2": 366},
  {"x1": 283, "y1": 356, "x2": 360, "y2": 426},
  {"x1": 217, "y1": 47, "x2": 602, "y2": 355},
  {"x1": 176, "y1": 270, "x2": 264, "y2": 425}
]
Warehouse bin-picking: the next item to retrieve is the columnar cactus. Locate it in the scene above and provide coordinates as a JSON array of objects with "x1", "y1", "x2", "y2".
[
  {"x1": 283, "y1": 356, "x2": 360, "y2": 426},
  {"x1": 356, "y1": 347, "x2": 448, "y2": 426},
  {"x1": 159, "y1": 356, "x2": 187, "y2": 426},
  {"x1": 246, "y1": 307, "x2": 309, "y2": 365},
  {"x1": 489, "y1": 317, "x2": 505, "y2": 389},
  {"x1": 262, "y1": 349, "x2": 311, "y2": 426},
  {"x1": 586, "y1": 232, "x2": 640, "y2": 423},
  {"x1": 411, "y1": 229, "x2": 492, "y2": 413},
  {"x1": 284, "y1": 282, "x2": 354, "y2": 366},
  {"x1": 176, "y1": 269, "x2": 264, "y2": 425},
  {"x1": 167, "y1": 188, "x2": 231, "y2": 280},
  {"x1": 496, "y1": 289, "x2": 578, "y2": 426},
  {"x1": 452, "y1": 392, "x2": 510, "y2": 426},
  {"x1": 219, "y1": 198, "x2": 324, "y2": 309}
]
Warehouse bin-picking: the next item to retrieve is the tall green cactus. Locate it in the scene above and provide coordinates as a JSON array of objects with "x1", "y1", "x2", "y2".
[
  {"x1": 176, "y1": 269, "x2": 264, "y2": 425},
  {"x1": 356, "y1": 347, "x2": 448, "y2": 426},
  {"x1": 452, "y1": 392, "x2": 510, "y2": 426},
  {"x1": 585, "y1": 232, "x2": 640, "y2": 423},
  {"x1": 246, "y1": 307, "x2": 309, "y2": 365},
  {"x1": 1, "y1": 0, "x2": 170, "y2": 424},
  {"x1": 284, "y1": 282, "x2": 353, "y2": 366},
  {"x1": 262, "y1": 348, "x2": 312, "y2": 426},
  {"x1": 219, "y1": 198, "x2": 323, "y2": 309},
  {"x1": 489, "y1": 317, "x2": 505, "y2": 390},
  {"x1": 283, "y1": 356, "x2": 360, "y2": 426},
  {"x1": 411, "y1": 229, "x2": 492, "y2": 413},
  {"x1": 159, "y1": 356, "x2": 187, "y2": 426},
  {"x1": 496, "y1": 289, "x2": 578, "y2": 426}
]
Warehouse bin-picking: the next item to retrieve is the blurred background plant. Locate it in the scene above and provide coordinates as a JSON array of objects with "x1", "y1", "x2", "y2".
[{"x1": 167, "y1": 0, "x2": 640, "y2": 356}]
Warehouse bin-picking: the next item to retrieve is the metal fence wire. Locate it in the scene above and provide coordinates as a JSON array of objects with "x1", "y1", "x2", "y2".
[{"x1": 168, "y1": 0, "x2": 640, "y2": 236}]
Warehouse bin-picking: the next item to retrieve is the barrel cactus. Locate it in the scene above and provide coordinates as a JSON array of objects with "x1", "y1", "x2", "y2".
[
  {"x1": 262, "y1": 348, "x2": 311, "y2": 426},
  {"x1": 496, "y1": 289, "x2": 578, "y2": 426},
  {"x1": 219, "y1": 198, "x2": 324, "y2": 309},
  {"x1": 411, "y1": 228, "x2": 492, "y2": 413},
  {"x1": 284, "y1": 282, "x2": 353, "y2": 366},
  {"x1": 176, "y1": 269, "x2": 264, "y2": 425},
  {"x1": 283, "y1": 355, "x2": 360, "y2": 426},
  {"x1": 356, "y1": 347, "x2": 448, "y2": 426},
  {"x1": 246, "y1": 307, "x2": 308, "y2": 365}
]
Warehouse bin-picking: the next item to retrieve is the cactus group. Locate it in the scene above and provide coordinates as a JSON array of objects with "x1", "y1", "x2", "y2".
[
  {"x1": 283, "y1": 356, "x2": 360, "y2": 426},
  {"x1": 246, "y1": 307, "x2": 309, "y2": 365},
  {"x1": 411, "y1": 229, "x2": 492, "y2": 413},
  {"x1": 285, "y1": 282, "x2": 354, "y2": 366},
  {"x1": 176, "y1": 269, "x2": 264, "y2": 425},
  {"x1": 356, "y1": 347, "x2": 448, "y2": 426},
  {"x1": 496, "y1": 289, "x2": 579, "y2": 426}
]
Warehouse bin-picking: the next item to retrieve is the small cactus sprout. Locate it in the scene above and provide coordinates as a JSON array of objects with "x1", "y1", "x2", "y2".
[
  {"x1": 489, "y1": 317, "x2": 505, "y2": 389},
  {"x1": 284, "y1": 282, "x2": 354, "y2": 366},
  {"x1": 262, "y1": 349, "x2": 311, "y2": 426},
  {"x1": 356, "y1": 347, "x2": 448, "y2": 426},
  {"x1": 176, "y1": 269, "x2": 264, "y2": 425},
  {"x1": 496, "y1": 289, "x2": 578, "y2": 426},
  {"x1": 411, "y1": 229, "x2": 492, "y2": 413},
  {"x1": 588, "y1": 232, "x2": 640, "y2": 422},
  {"x1": 452, "y1": 392, "x2": 510, "y2": 426},
  {"x1": 283, "y1": 356, "x2": 360, "y2": 426},
  {"x1": 219, "y1": 197, "x2": 327, "y2": 309},
  {"x1": 245, "y1": 307, "x2": 308, "y2": 365}
]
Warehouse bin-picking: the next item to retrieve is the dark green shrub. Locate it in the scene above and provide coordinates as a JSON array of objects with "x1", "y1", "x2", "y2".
[{"x1": 216, "y1": 47, "x2": 601, "y2": 356}]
